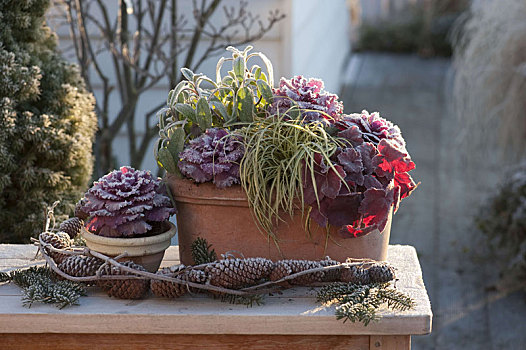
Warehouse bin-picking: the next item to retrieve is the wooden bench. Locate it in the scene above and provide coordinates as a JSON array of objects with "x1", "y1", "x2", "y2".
[{"x1": 0, "y1": 244, "x2": 432, "y2": 350}]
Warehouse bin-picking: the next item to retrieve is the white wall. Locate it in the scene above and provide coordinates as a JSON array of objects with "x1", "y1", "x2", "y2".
[
  {"x1": 284, "y1": 0, "x2": 350, "y2": 93},
  {"x1": 49, "y1": 0, "x2": 351, "y2": 172}
]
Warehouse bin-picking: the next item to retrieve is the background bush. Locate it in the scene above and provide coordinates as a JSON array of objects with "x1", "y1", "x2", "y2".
[
  {"x1": 0, "y1": 0, "x2": 97, "y2": 243},
  {"x1": 476, "y1": 164, "x2": 526, "y2": 291},
  {"x1": 355, "y1": 0, "x2": 467, "y2": 57}
]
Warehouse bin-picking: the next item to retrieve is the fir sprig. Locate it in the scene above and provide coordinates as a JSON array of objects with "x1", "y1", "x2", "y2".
[
  {"x1": 0, "y1": 271, "x2": 10, "y2": 283},
  {"x1": 191, "y1": 237, "x2": 217, "y2": 264},
  {"x1": 219, "y1": 293, "x2": 264, "y2": 307},
  {"x1": 317, "y1": 282, "x2": 415, "y2": 326},
  {"x1": 6, "y1": 266, "x2": 86, "y2": 309}
]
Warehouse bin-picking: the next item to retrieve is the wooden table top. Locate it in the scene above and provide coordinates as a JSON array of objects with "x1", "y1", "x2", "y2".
[{"x1": 0, "y1": 244, "x2": 432, "y2": 336}]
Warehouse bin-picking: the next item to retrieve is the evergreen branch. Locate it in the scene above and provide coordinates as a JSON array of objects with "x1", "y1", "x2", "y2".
[
  {"x1": 191, "y1": 237, "x2": 217, "y2": 265},
  {"x1": 219, "y1": 293, "x2": 264, "y2": 307},
  {"x1": 316, "y1": 282, "x2": 415, "y2": 326},
  {"x1": 0, "y1": 272, "x2": 11, "y2": 283},
  {"x1": 335, "y1": 302, "x2": 379, "y2": 326},
  {"x1": 8, "y1": 266, "x2": 86, "y2": 309},
  {"x1": 376, "y1": 288, "x2": 415, "y2": 311}
]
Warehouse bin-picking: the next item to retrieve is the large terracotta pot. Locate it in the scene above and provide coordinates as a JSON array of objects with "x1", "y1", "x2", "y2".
[
  {"x1": 167, "y1": 175, "x2": 392, "y2": 265},
  {"x1": 82, "y1": 221, "x2": 176, "y2": 272}
]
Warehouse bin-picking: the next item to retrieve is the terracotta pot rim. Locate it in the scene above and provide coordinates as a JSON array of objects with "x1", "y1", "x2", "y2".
[{"x1": 82, "y1": 221, "x2": 176, "y2": 253}]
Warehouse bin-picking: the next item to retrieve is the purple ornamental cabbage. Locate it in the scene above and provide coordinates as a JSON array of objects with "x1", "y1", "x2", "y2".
[
  {"x1": 270, "y1": 76, "x2": 343, "y2": 124},
  {"x1": 178, "y1": 128, "x2": 244, "y2": 188},
  {"x1": 82, "y1": 166, "x2": 176, "y2": 237},
  {"x1": 335, "y1": 110, "x2": 406, "y2": 149}
]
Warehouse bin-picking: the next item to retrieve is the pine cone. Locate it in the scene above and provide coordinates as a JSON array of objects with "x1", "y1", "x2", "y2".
[
  {"x1": 151, "y1": 265, "x2": 187, "y2": 298},
  {"x1": 340, "y1": 263, "x2": 396, "y2": 285},
  {"x1": 320, "y1": 257, "x2": 341, "y2": 282},
  {"x1": 270, "y1": 259, "x2": 324, "y2": 285},
  {"x1": 185, "y1": 269, "x2": 207, "y2": 284},
  {"x1": 58, "y1": 255, "x2": 104, "y2": 278},
  {"x1": 40, "y1": 231, "x2": 71, "y2": 264},
  {"x1": 268, "y1": 260, "x2": 292, "y2": 283},
  {"x1": 74, "y1": 198, "x2": 89, "y2": 220},
  {"x1": 59, "y1": 217, "x2": 84, "y2": 239},
  {"x1": 205, "y1": 258, "x2": 274, "y2": 289},
  {"x1": 340, "y1": 265, "x2": 370, "y2": 284},
  {"x1": 98, "y1": 261, "x2": 149, "y2": 299},
  {"x1": 367, "y1": 263, "x2": 396, "y2": 283}
]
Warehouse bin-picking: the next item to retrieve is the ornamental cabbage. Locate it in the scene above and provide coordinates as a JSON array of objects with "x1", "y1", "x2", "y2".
[
  {"x1": 81, "y1": 167, "x2": 176, "y2": 237},
  {"x1": 270, "y1": 75, "x2": 344, "y2": 124},
  {"x1": 178, "y1": 128, "x2": 244, "y2": 188}
]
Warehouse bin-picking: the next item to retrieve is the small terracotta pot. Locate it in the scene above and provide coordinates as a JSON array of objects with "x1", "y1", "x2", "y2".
[
  {"x1": 82, "y1": 221, "x2": 176, "y2": 272},
  {"x1": 167, "y1": 175, "x2": 392, "y2": 265}
]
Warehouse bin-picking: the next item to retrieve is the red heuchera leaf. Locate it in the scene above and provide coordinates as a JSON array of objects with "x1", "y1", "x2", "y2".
[
  {"x1": 392, "y1": 185, "x2": 401, "y2": 213},
  {"x1": 325, "y1": 193, "x2": 362, "y2": 227},
  {"x1": 363, "y1": 175, "x2": 383, "y2": 189},
  {"x1": 338, "y1": 148, "x2": 364, "y2": 186},
  {"x1": 340, "y1": 224, "x2": 378, "y2": 238},
  {"x1": 301, "y1": 118, "x2": 418, "y2": 239},
  {"x1": 356, "y1": 142, "x2": 377, "y2": 175},
  {"x1": 394, "y1": 172, "x2": 419, "y2": 200},
  {"x1": 303, "y1": 154, "x2": 329, "y2": 204},
  {"x1": 309, "y1": 197, "x2": 333, "y2": 227},
  {"x1": 373, "y1": 139, "x2": 415, "y2": 179},
  {"x1": 337, "y1": 148, "x2": 363, "y2": 174},
  {"x1": 338, "y1": 126, "x2": 363, "y2": 147},
  {"x1": 321, "y1": 164, "x2": 345, "y2": 199},
  {"x1": 359, "y1": 187, "x2": 393, "y2": 231}
]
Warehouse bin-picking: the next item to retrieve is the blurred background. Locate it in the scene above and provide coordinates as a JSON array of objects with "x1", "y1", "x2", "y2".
[{"x1": 12, "y1": 0, "x2": 526, "y2": 348}]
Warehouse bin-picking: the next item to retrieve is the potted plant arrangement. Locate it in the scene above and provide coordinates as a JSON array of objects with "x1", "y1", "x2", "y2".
[
  {"x1": 77, "y1": 166, "x2": 177, "y2": 272},
  {"x1": 155, "y1": 46, "x2": 418, "y2": 265}
]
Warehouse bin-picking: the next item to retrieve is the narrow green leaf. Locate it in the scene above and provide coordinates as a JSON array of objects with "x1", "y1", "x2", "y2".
[
  {"x1": 173, "y1": 103, "x2": 197, "y2": 123},
  {"x1": 157, "y1": 147, "x2": 178, "y2": 174},
  {"x1": 196, "y1": 76, "x2": 218, "y2": 88},
  {"x1": 259, "y1": 72, "x2": 268, "y2": 83},
  {"x1": 233, "y1": 56, "x2": 245, "y2": 81},
  {"x1": 196, "y1": 97, "x2": 212, "y2": 131},
  {"x1": 156, "y1": 107, "x2": 170, "y2": 129},
  {"x1": 153, "y1": 138, "x2": 162, "y2": 163},
  {"x1": 192, "y1": 73, "x2": 204, "y2": 84},
  {"x1": 181, "y1": 68, "x2": 194, "y2": 81},
  {"x1": 209, "y1": 100, "x2": 230, "y2": 122},
  {"x1": 168, "y1": 81, "x2": 188, "y2": 106},
  {"x1": 253, "y1": 66, "x2": 262, "y2": 79},
  {"x1": 257, "y1": 79, "x2": 274, "y2": 103},
  {"x1": 216, "y1": 57, "x2": 226, "y2": 83},
  {"x1": 257, "y1": 52, "x2": 274, "y2": 87},
  {"x1": 167, "y1": 127, "x2": 185, "y2": 159},
  {"x1": 237, "y1": 87, "x2": 254, "y2": 122}
]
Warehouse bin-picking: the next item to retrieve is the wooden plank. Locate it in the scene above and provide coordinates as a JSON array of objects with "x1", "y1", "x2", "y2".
[
  {"x1": 369, "y1": 335, "x2": 411, "y2": 350},
  {"x1": 0, "y1": 245, "x2": 432, "y2": 336},
  {"x1": 0, "y1": 295, "x2": 429, "y2": 335},
  {"x1": 1, "y1": 333, "x2": 370, "y2": 350},
  {"x1": 0, "y1": 245, "x2": 39, "y2": 259},
  {"x1": 1, "y1": 260, "x2": 45, "y2": 272}
]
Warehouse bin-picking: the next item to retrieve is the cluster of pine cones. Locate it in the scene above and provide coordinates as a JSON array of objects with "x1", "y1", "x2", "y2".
[
  {"x1": 150, "y1": 257, "x2": 396, "y2": 299},
  {"x1": 46, "y1": 247, "x2": 395, "y2": 300},
  {"x1": 39, "y1": 205, "x2": 396, "y2": 301}
]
